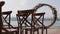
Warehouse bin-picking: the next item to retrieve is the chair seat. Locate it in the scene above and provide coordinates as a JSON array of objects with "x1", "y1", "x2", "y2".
[
  {"x1": 2, "y1": 28, "x2": 18, "y2": 32},
  {"x1": 22, "y1": 25, "x2": 47, "y2": 30},
  {"x1": 21, "y1": 26, "x2": 32, "y2": 30},
  {"x1": 34, "y1": 26, "x2": 48, "y2": 29}
]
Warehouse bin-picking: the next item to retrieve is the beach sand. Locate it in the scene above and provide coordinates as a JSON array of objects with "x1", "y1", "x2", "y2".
[
  {"x1": 44, "y1": 28, "x2": 60, "y2": 34},
  {"x1": 26, "y1": 26, "x2": 60, "y2": 34},
  {"x1": 38, "y1": 26, "x2": 60, "y2": 34}
]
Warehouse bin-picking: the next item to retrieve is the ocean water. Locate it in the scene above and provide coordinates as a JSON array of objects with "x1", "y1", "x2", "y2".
[{"x1": 10, "y1": 20, "x2": 60, "y2": 27}]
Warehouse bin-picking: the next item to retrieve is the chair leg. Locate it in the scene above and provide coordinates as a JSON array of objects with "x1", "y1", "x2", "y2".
[
  {"x1": 25, "y1": 29, "x2": 28, "y2": 34},
  {"x1": 46, "y1": 29, "x2": 47, "y2": 34},
  {"x1": 20, "y1": 31, "x2": 23, "y2": 34},
  {"x1": 41, "y1": 28, "x2": 44, "y2": 34},
  {"x1": 33, "y1": 30, "x2": 35, "y2": 34},
  {"x1": 30, "y1": 29, "x2": 32, "y2": 34},
  {"x1": 37, "y1": 29, "x2": 39, "y2": 34},
  {"x1": 16, "y1": 31, "x2": 19, "y2": 34}
]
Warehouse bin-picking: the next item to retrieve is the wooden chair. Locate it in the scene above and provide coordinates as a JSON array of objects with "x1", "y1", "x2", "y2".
[
  {"x1": 32, "y1": 12, "x2": 45, "y2": 34},
  {"x1": 16, "y1": 9, "x2": 38, "y2": 34},
  {"x1": 2, "y1": 11, "x2": 18, "y2": 34}
]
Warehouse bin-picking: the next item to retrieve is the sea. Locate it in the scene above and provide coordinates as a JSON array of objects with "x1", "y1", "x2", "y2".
[{"x1": 9, "y1": 20, "x2": 60, "y2": 27}]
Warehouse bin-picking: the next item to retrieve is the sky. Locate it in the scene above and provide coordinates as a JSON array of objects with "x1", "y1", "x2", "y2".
[{"x1": 0, "y1": 0, "x2": 60, "y2": 18}]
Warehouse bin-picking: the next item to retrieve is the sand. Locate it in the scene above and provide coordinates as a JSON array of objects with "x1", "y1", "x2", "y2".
[
  {"x1": 38, "y1": 26, "x2": 60, "y2": 34},
  {"x1": 27, "y1": 26, "x2": 60, "y2": 34}
]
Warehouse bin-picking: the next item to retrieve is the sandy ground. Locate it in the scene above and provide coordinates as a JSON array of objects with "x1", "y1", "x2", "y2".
[
  {"x1": 32, "y1": 29, "x2": 60, "y2": 34},
  {"x1": 35, "y1": 26, "x2": 60, "y2": 34},
  {"x1": 43, "y1": 28, "x2": 60, "y2": 34},
  {"x1": 25, "y1": 26, "x2": 60, "y2": 34}
]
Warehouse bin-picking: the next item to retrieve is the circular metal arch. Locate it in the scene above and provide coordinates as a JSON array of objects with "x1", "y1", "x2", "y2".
[{"x1": 33, "y1": 3, "x2": 57, "y2": 28}]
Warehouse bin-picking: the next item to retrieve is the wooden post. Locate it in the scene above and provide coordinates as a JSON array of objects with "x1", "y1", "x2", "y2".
[{"x1": 0, "y1": 1, "x2": 5, "y2": 34}]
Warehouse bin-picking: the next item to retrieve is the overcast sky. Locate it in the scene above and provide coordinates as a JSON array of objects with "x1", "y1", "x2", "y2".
[{"x1": 0, "y1": 0, "x2": 60, "y2": 18}]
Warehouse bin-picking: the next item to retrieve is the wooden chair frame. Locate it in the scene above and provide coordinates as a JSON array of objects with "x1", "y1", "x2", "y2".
[
  {"x1": 32, "y1": 13, "x2": 45, "y2": 34},
  {"x1": 2, "y1": 11, "x2": 18, "y2": 34},
  {"x1": 16, "y1": 9, "x2": 35, "y2": 34}
]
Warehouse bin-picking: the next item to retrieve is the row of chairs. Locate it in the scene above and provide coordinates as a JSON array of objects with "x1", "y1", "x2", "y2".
[
  {"x1": 0, "y1": 1, "x2": 57, "y2": 34},
  {"x1": 2, "y1": 9, "x2": 45, "y2": 34}
]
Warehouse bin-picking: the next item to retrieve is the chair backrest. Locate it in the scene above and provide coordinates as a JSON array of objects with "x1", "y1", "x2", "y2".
[
  {"x1": 16, "y1": 9, "x2": 35, "y2": 27},
  {"x1": 2, "y1": 11, "x2": 18, "y2": 34},
  {"x1": 2, "y1": 11, "x2": 13, "y2": 28},
  {"x1": 32, "y1": 12, "x2": 45, "y2": 27}
]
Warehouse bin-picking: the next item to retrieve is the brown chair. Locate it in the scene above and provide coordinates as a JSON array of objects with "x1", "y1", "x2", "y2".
[
  {"x1": 16, "y1": 9, "x2": 39, "y2": 34},
  {"x1": 32, "y1": 3, "x2": 57, "y2": 34},
  {"x1": 2, "y1": 11, "x2": 18, "y2": 34},
  {"x1": 32, "y1": 12, "x2": 45, "y2": 34}
]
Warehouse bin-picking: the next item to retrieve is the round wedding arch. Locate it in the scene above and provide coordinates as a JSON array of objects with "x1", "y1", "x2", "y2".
[{"x1": 33, "y1": 3, "x2": 57, "y2": 28}]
